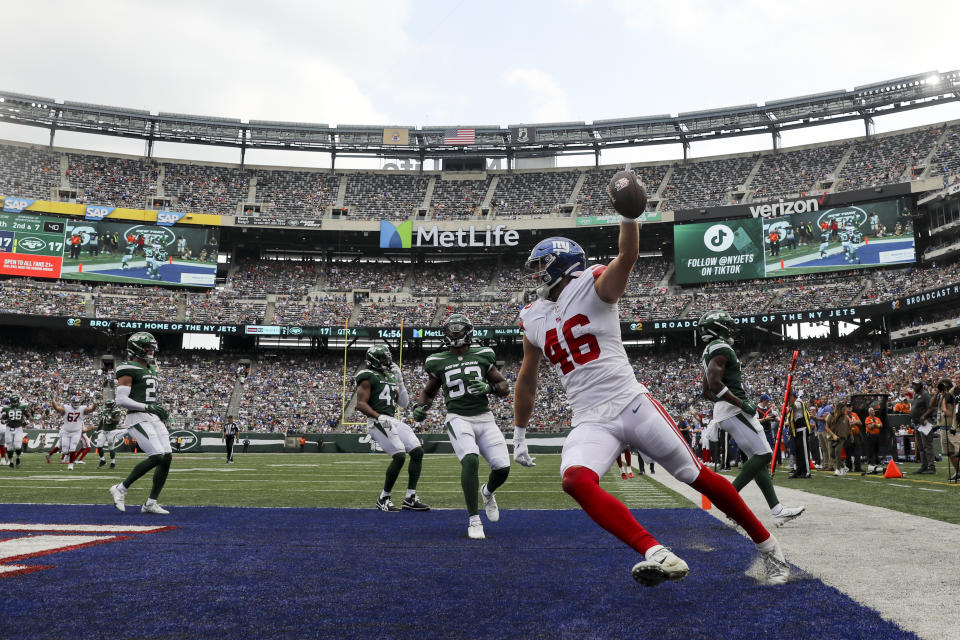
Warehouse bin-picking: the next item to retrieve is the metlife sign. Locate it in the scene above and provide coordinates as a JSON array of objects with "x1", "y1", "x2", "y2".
[{"x1": 380, "y1": 221, "x2": 519, "y2": 249}]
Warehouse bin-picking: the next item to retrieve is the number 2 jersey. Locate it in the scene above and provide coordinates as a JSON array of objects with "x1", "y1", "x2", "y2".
[
  {"x1": 519, "y1": 264, "x2": 647, "y2": 427},
  {"x1": 115, "y1": 360, "x2": 160, "y2": 423},
  {"x1": 424, "y1": 346, "x2": 497, "y2": 417}
]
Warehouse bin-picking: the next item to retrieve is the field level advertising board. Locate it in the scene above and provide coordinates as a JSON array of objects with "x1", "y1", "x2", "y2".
[
  {"x1": 0, "y1": 213, "x2": 66, "y2": 278},
  {"x1": 673, "y1": 197, "x2": 916, "y2": 284}
]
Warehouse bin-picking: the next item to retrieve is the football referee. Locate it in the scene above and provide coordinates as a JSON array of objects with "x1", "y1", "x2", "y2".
[{"x1": 222, "y1": 417, "x2": 239, "y2": 464}]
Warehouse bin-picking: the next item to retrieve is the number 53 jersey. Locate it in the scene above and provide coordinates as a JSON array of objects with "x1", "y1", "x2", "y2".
[{"x1": 519, "y1": 264, "x2": 647, "y2": 427}]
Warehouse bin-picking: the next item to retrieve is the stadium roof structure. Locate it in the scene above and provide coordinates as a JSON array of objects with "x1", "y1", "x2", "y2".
[{"x1": 1, "y1": 69, "x2": 959, "y2": 163}]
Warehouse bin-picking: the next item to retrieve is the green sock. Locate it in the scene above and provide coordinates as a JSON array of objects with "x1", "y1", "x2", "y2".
[
  {"x1": 461, "y1": 454, "x2": 480, "y2": 516},
  {"x1": 122, "y1": 455, "x2": 162, "y2": 489},
  {"x1": 149, "y1": 454, "x2": 172, "y2": 500},
  {"x1": 733, "y1": 453, "x2": 780, "y2": 509},
  {"x1": 383, "y1": 454, "x2": 406, "y2": 493},
  {"x1": 406, "y1": 448, "x2": 423, "y2": 491},
  {"x1": 486, "y1": 465, "x2": 510, "y2": 494},
  {"x1": 110, "y1": 451, "x2": 116, "y2": 460}
]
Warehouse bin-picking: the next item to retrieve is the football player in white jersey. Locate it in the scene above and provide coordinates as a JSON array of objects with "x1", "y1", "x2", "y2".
[
  {"x1": 51, "y1": 393, "x2": 95, "y2": 470},
  {"x1": 513, "y1": 219, "x2": 790, "y2": 587}
]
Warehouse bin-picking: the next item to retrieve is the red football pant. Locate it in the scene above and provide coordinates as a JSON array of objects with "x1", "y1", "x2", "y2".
[
  {"x1": 690, "y1": 467, "x2": 770, "y2": 544},
  {"x1": 562, "y1": 466, "x2": 659, "y2": 555}
]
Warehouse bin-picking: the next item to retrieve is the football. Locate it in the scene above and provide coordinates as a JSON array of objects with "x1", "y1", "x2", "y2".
[{"x1": 607, "y1": 170, "x2": 648, "y2": 219}]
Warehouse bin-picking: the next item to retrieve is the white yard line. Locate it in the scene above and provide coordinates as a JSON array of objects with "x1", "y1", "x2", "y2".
[{"x1": 647, "y1": 469, "x2": 958, "y2": 640}]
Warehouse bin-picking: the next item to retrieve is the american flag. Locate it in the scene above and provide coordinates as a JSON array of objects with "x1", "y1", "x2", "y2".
[{"x1": 443, "y1": 128, "x2": 475, "y2": 145}]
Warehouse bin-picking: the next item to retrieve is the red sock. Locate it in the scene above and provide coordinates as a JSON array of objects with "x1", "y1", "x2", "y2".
[
  {"x1": 562, "y1": 466, "x2": 659, "y2": 555},
  {"x1": 77, "y1": 447, "x2": 90, "y2": 461},
  {"x1": 48, "y1": 446, "x2": 59, "y2": 456},
  {"x1": 0, "y1": 446, "x2": 6, "y2": 458},
  {"x1": 616, "y1": 455, "x2": 624, "y2": 469},
  {"x1": 624, "y1": 450, "x2": 632, "y2": 466},
  {"x1": 68, "y1": 451, "x2": 79, "y2": 463},
  {"x1": 690, "y1": 467, "x2": 770, "y2": 544}
]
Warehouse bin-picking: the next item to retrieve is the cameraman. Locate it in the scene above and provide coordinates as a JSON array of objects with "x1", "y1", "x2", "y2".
[{"x1": 935, "y1": 380, "x2": 957, "y2": 481}]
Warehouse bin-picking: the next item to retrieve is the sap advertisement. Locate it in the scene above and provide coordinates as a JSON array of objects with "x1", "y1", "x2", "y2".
[
  {"x1": 674, "y1": 197, "x2": 915, "y2": 284},
  {"x1": 61, "y1": 220, "x2": 220, "y2": 288}
]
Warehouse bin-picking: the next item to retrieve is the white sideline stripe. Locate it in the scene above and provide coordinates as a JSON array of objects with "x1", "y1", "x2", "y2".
[
  {"x1": 0, "y1": 523, "x2": 169, "y2": 533},
  {"x1": 647, "y1": 468, "x2": 960, "y2": 640}
]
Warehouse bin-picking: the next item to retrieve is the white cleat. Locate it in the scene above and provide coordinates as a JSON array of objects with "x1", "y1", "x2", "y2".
[
  {"x1": 758, "y1": 536, "x2": 790, "y2": 585},
  {"x1": 631, "y1": 545, "x2": 690, "y2": 587},
  {"x1": 773, "y1": 505, "x2": 805, "y2": 528},
  {"x1": 481, "y1": 483, "x2": 499, "y2": 523},
  {"x1": 467, "y1": 521, "x2": 486, "y2": 540},
  {"x1": 67, "y1": 463, "x2": 74, "y2": 471},
  {"x1": 141, "y1": 502, "x2": 170, "y2": 515},
  {"x1": 109, "y1": 484, "x2": 126, "y2": 513}
]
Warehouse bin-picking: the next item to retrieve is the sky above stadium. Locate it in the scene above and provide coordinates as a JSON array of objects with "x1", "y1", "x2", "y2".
[{"x1": 2, "y1": 0, "x2": 960, "y2": 167}]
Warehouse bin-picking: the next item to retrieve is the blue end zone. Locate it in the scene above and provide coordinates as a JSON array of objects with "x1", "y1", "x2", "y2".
[
  {"x1": 1, "y1": 505, "x2": 915, "y2": 640},
  {"x1": 83, "y1": 263, "x2": 215, "y2": 283}
]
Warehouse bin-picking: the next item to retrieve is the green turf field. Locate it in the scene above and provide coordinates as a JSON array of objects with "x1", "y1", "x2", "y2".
[
  {"x1": 5, "y1": 453, "x2": 959, "y2": 524},
  {"x1": 0, "y1": 453, "x2": 691, "y2": 510}
]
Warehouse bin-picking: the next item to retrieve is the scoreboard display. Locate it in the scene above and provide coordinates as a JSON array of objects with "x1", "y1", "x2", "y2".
[{"x1": 0, "y1": 213, "x2": 66, "y2": 279}]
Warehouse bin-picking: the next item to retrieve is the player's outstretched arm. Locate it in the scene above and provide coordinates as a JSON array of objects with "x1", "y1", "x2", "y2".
[
  {"x1": 51, "y1": 399, "x2": 65, "y2": 414},
  {"x1": 594, "y1": 220, "x2": 639, "y2": 304}
]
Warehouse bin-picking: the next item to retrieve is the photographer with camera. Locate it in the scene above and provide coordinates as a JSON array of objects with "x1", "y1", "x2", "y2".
[{"x1": 935, "y1": 380, "x2": 957, "y2": 481}]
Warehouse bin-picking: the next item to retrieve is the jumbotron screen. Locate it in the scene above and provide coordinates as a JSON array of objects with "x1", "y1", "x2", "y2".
[
  {"x1": 673, "y1": 197, "x2": 916, "y2": 284},
  {"x1": 0, "y1": 212, "x2": 218, "y2": 287}
]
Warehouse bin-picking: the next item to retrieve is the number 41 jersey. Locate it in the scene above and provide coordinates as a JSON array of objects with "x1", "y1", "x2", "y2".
[{"x1": 519, "y1": 264, "x2": 646, "y2": 427}]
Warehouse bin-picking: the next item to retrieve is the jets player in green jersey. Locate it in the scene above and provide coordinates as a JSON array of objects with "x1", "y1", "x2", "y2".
[
  {"x1": 355, "y1": 345, "x2": 430, "y2": 513},
  {"x1": 108, "y1": 332, "x2": 173, "y2": 515},
  {"x1": 121, "y1": 242, "x2": 136, "y2": 270},
  {"x1": 412, "y1": 314, "x2": 512, "y2": 540},
  {"x1": 95, "y1": 401, "x2": 125, "y2": 469},
  {"x1": 2, "y1": 394, "x2": 31, "y2": 468},
  {"x1": 698, "y1": 310, "x2": 804, "y2": 528}
]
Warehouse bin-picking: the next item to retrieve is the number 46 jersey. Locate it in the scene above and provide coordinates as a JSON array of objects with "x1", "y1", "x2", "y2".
[{"x1": 519, "y1": 264, "x2": 646, "y2": 427}]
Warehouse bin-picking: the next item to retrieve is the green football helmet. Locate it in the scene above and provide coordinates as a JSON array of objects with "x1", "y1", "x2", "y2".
[
  {"x1": 697, "y1": 309, "x2": 735, "y2": 345},
  {"x1": 442, "y1": 313, "x2": 473, "y2": 348},
  {"x1": 127, "y1": 331, "x2": 158, "y2": 363},
  {"x1": 7, "y1": 394, "x2": 19, "y2": 407},
  {"x1": 365, "y1": 345, "x2": 393, "y2": 372}
]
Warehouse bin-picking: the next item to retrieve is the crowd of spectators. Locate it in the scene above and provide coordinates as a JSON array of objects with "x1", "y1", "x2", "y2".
[
  {"x1": 229, "y1": 260, "x2": 318, "y2": 296},
  {"x1": 661, "y1": 155, "x2": 756, "y2": 210},
  {"x1": 0, "y1": 281, "x2": 87, "y2": 316},
  {"x1": 94, "y1": 292, "x2": 178, "y2": 322},
  {"x1": 322, "y1": 261, "x2": 406, "y2": 292},
  {"x1": 750, "y1": 144, "x2": 848, "y2": 200},
  {"x1": 67, "y1": 154, "x2": 157, "y2": 208},
  {"x1": 255, "y1": 169, "x2": 338, "y2": 218},
  {"x1": 408, "y1": 260, "x2": 497, "y2": 299},
  {"x1": 0, "y1": 143, "x2": 59, "y2": 198},
  {"x1": 492, "y1": 170, "x2": 578, "y2": 218},
  {"x1": 164, "y1": 162, "x2": 248, "y2": 214},
  {"x1": 931, "y1": 126, "x2": 960, "y2": 184},
  {"x1": 430, "y1": 177, "x2": 490, "y2": 219},
  {"x1": 343, "y1": 172, "x2": 428, "y2": 220},
  {"x1": 3, "y1": 335, "x2": 959, "y2": 437},
  {"x1": 355, "y1": 300, "x2": 437, "y2": 326},
  {"x1": 273, "y1": 295, "x2": 349, "y2": 326},
  {"x1": 839, "y1": 128, "x2": 942, "y2": 192},
  {"x1": 183, "y1": 290, "x2": 266, "y2": 324}
]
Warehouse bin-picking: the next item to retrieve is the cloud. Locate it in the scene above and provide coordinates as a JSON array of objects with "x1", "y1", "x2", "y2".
[{"x1": 502, "y1": 68, "x2": 572, "y2": 122}]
